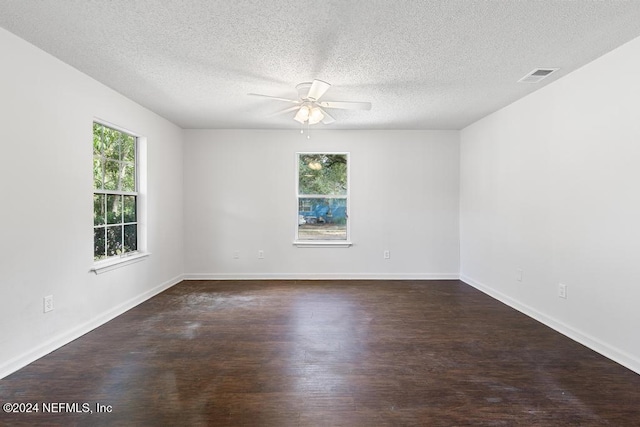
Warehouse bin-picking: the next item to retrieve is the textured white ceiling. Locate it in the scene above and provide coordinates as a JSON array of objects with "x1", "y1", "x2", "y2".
[{"x1": 2, "y1": 1, "x2": 640, "y2": 130}]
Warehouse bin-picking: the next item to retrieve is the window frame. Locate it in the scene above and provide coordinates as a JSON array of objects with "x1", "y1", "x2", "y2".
[
  {"x1": 91, "y1": 120, "x2": 148, "y2": 273},
  {"x1": 294, "y1": 152, "x2": 352, "y2": 248}
]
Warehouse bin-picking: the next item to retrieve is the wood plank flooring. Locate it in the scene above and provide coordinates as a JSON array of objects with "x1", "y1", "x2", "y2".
[{"x1": 1, "y1": 280, "x2": 639, "y2": 426}]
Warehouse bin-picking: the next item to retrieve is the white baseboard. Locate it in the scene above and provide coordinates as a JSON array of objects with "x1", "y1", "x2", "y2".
[
  {"x1": 183, "y1": 272, "x2": 461, "y2": 281},
  {"x1": 460, "y1": 274, "x2": 640, "y2": 375},
  {"x1": 0, "y1": 274, "x2": 184, "y2": 380}
]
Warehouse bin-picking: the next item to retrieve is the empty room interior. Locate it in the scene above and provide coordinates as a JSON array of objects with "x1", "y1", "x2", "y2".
[{"x1": 1, "y1": 1, "x2": 640, "y2": 425}]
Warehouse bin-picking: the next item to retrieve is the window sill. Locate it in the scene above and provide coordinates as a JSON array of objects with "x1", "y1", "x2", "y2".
[
  {"x1": 293, "y1": 241, "x2": 352, "y2": 248},
  {"x1": 90, "y1": 252, "x2": 150, "y2": 275}
]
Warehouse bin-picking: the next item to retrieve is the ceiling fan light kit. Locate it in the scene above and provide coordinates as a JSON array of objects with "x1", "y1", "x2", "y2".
[
  {"x1": 293, "y1": 105, "x2": 308, "y2": 123},
  {"x1": 308, "y1": 107, "x2": 325, "y2": 125},
  {"x1": 249, "y1": 79, "x2": 371, "y2": 127}
]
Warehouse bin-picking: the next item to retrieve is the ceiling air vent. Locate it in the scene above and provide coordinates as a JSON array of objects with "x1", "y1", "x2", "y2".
[{"x1": 518, "y1": 68, "x2": 559, "y2": 83}]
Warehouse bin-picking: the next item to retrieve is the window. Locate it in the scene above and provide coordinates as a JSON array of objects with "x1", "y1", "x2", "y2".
[
  {"x1": 300, "y1": 200, "x2": 313, "y2": 213},
  {"x1": 296, "y1": 153, "x2": 350, "y2": 244},
  {"x1": 93, "y1": 123, "x2": 138, "y2": 261}
]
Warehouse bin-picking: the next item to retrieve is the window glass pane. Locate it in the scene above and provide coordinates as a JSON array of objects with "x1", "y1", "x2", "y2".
[
  {"x1": 122, "y1": 135, "x2": 135, "y2": 163},
  {"x1": 297, "y1": 198, "x2": 347, "y2": 240},
  {"x1": 94, "y1": 227, "x2": 106, "y2": 260},
  {"x1": 103, "y1": 126, "x2": 120, "y2": 160},
  {"x1": 103, "y1": 161, "x2": 134, "y2": 191},
  {"x1": 93, "y1": 123, "x2": 103, "y2": 156},
  {"x1": 116, "y1": 133, "x2": 125, "y2": 161},
  {"x1": 94, "y1": 194, "x2": 105, "y2": 226},
  {"x1": 121, "y1": 162, "x2": 135, "y2": 192},
  {"x1": 106, "y1": 225, "x2": 123, "y2": 256},
  {"x1": 124, "y1": 224, "x2": 137, "y2": 252},
  {"x1": 299, "y1": 154, "x2": 347, "y2": 196},
  {"x1": 106, "y1": 194, "x2": 122, "y2": 224},
  {"x1": 93, "y1": 157, "x2": 103, "y2": 190},
  {"x1": 103, "y1": 160, "x2": 121, "y2": 190},
  {"x1": 123, "y1": 195, "x2": 136, "y2": 223}
]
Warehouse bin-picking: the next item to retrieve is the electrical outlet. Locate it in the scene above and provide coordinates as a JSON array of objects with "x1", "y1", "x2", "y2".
[
  {"x1": 558, "y1": 283, "x2": 567, "y2": 299},
  {"x1": 384, "y1": 250, "x2": 390, "y2": 259},
  {"x1": 258, "y1": 250, "x2": 264, "y2": 259},
  {"x1": 44, "y1": 295, "x2": 54, "y2": 313},
  {"x1": 516, "y1": 268, "x2": 523, "y2": 282},
  {"x1": 233, "y1": 250, "x2": 240, "y2": 259}
]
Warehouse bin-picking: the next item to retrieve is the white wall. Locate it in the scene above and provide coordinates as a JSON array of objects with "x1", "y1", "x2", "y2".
[
  {"x1": 184, "y1": 130, "x2": 460, "y2": 279},
  {"x1": 0, "y1": 28, "x2": 184, "y2": 377},
  {"x1": 460, "y1": 36, "x2": 640, "y2": 373}
]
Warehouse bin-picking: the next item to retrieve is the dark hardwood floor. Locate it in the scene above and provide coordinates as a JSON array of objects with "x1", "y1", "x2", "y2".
[{"x1": 1, "y1": 280, "x2": 639, "y2": 426}]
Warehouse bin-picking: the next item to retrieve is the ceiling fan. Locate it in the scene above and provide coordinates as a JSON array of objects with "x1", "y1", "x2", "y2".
[{"x1": 248, "y1": 79, "x2": 372, "y2": 125}]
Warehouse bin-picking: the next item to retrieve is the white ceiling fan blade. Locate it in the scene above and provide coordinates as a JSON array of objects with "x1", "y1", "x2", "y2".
[
  {"x1": 318, "y1": 101, "x2": 372, "y2": 110},
  {"x1": 248, "y1": 93, "x2": 300, "y2": 103},
  {"x1": 318, "y1": 108, "x2": 335, "y2": 124},
  {"x1": 267, "y1": 106, "x2": 300, "y2": 117},
  {"x1": 307, "y1": 80, "x2": 331, "y2": 101}
]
